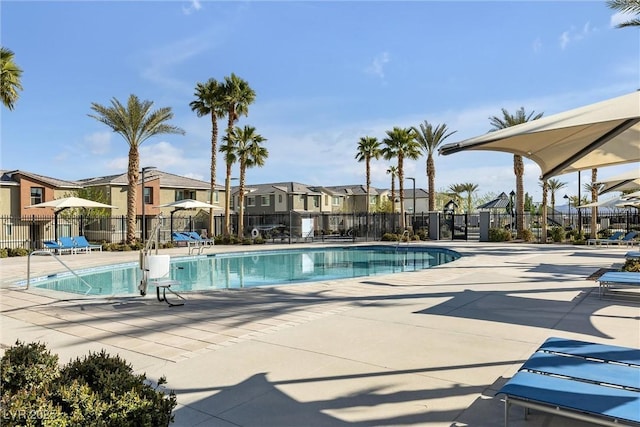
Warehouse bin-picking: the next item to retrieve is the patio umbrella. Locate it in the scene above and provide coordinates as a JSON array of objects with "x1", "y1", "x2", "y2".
[
  {"x1": 26, "y1": 196, "x2": 118, "y2": 240},
  {"x1": 595, "y1": 169, "x2": 640, "y2": 195},
  {"x1": 158, "y1": 199, "x2": 222, "y2": 240},
  {"x1": 439, "y1": 91, "x2": 640, "y2": 181}
]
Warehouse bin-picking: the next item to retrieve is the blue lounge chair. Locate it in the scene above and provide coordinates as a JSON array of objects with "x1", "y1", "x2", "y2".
[
  {"x1": 59, "y1": 236, "x2": 84, "y2": 254},
  {"x1": 497, "y1": 337, "x2": 640, "y2": 426},
  {"x1": 171, "y1": 232, "x2": 193, "y2": 246},
  {"x1": 597, "y1": 271, "x2": 640, "y2": 297},
  {"x1": 603, "y1": 231, "x2": 638, "y2": 247},
  {"x1": 587, "y1": 231, "x2": 624, "y2": 246},
  {"x1": 43, "y1": 239, "x2": 75, "y2": 255},
  {"x1": 180, "y1": 231, "x2": 214, "y2": 246},
  {"x1": 73, "y1": 236, "x2": 102, "y2": 252},
  {"x1": 625, "y1": 251, "x2": 640, "y2": 260}
]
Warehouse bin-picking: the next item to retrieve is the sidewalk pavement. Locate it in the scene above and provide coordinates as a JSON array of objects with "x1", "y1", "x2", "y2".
[{"x1": 1, "y1": 241, "x2": 638, "y2": 426}]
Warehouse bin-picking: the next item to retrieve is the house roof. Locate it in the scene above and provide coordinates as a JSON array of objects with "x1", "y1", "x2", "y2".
[
  {"x1": 477, "y1": 192, "x2": 510, "y2": 209},
  {"x1": 0, "y1": 170, "x2": 81, "y2": 189},
  {"x1": 78, "y1": 170, "x2": 217, "y2": 190}
]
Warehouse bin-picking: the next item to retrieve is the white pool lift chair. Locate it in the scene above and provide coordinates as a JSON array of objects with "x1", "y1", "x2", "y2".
[{"x1": 140, "y1": 254, "x2": 185, "y2": 307}]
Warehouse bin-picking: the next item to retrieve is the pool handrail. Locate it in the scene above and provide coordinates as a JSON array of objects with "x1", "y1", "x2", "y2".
[{"x1": 26, "y1": 250, "x2": 93, "y2": 294}]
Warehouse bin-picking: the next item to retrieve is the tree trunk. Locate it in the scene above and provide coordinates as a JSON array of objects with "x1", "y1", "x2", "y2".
[
  {"x1": 541, "y1": 180, "x2": 548, "y2": 243},
  {"x1": 127, "y1": 145, "x2": 140, "y2": 245},
  {"x1": 427, "y1": 154, "x2": 435, "y2": 212},
  {"x1": 591, "y1": 168, "x2": 598, "y2": 239},
  {"x1": 209, "y1": 113, "x2": 218, "y2": 237},
  {"x1": 398, "y1": 155, "x2": 405, "y2": 230},
  {"x1": 514, "y1": 154, "x2": 525, "y2": 239},
  {"x1": 224, "y1": 160, "x2": 233, "y2": 236},
  {"x1": 238, "y1": 162, "x2": 246, "y2": 240}
]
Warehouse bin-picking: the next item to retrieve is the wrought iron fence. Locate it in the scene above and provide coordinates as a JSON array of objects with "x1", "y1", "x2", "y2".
[{"x1": 1, "y1": 209, "x2": 637, "y2": 250}]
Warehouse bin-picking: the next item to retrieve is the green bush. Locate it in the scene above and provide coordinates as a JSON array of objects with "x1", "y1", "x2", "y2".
[
  {"x1": 0, "y1": 248, "x2": 8, "y2": 258},
  {"x1": 7, "y1": 248, "x2": 29, "y2": 257},
  {"x1": 381, "y1": 233, "x2": 399, "y2": 241},
  {"x1": 623, "y1": 258, "x2": 640, "y2": 272},
  {"x1": 520, "y1": 229, "x2": 535, "y2": 242},
  {"x1": 489, "y1": 228, "x2": 511, "y2": 242},
  {"x1": 550, "y1": 226, "x2": 565, "y2": 242},
  {"x1": 253, "y1": 236, "x2": 265, "y2": 245},
  {"x1": 1, "y1": 341, "x2": 176, "y2": 427}
]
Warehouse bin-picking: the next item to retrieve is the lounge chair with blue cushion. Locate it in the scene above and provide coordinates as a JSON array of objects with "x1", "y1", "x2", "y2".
[
  {"x1": 181, "y1": 231, "x2": 214, "y2": 246},
  {"x1": 597, "y1": 271, "x2": 640, "y2": 298},
  {"x1": 625, "y1": 251, "x2": 640, "y2": 260},
  {"x1": 171, "y1": 232, "x2": 193, "y2": 246},
  {"x1": 602, "y1": 231, "x2": 638, "y2": 247},
  {"x1": 43, "y1": 240, "x2": 75, "y2": 255},
  {"x1": 497, "y1": 337, "x2": 640, "y2": 426},
  {"x1": 59, "y1": 236, "x2": 85, "y2": 254},
  {"x1": 587, "y1": 231, "x2": 624, "y2": 246},
  {"x1": 73, "y1": 235, "x2": 102, "y2": 252}
]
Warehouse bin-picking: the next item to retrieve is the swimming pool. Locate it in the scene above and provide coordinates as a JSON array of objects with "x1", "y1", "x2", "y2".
[{"x1": 29, "y1": 245, "x2": 460, "y2": 296}]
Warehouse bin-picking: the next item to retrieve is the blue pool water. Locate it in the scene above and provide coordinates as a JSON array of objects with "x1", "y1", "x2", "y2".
[{"x1": 30, "y1": 245, "x2": 460, "y2": 296}]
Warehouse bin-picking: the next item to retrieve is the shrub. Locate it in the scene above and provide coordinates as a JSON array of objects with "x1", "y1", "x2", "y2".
[
  {"x1": 550, "y1": 226, "x2": 565, "y2": 243},
  {"x1": 623, "y1": 258, "x2": 640, "y2": 272},
  {"x1": 241, "y1": 238, "x2": 253, "y2": 245},
  {"x1": 253, "y1": 236, "x2": 265, "y2": 245},
  {"x1": 1, "y1": 342, "x2": 177, "y2": 427},
  {"x1": 8, "y1": 248, "x2": 29, "y2": 257},
  {"x1": 489, "y1": 228, "x2": 511, "y2": 242},
  {"x1": 0, "y1": 248, "x2": 7, "y2": 258},
  {"x1": 381, "y1": 233, "x2": 399, "y2": 241},
  {"x1": 520, "y1": 229, "x2": 535, "y2": 242}
]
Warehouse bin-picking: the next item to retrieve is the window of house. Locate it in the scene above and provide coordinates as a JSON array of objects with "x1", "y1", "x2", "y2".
[
  {"x1": 5, "y1": 222, "x2": 13, "y2": 236},
  {"x1": 261, "y1": 195, "x2": 270, "y2": 206},
  {"x1": 144, "y1": 187, "x2": 152, "y2": 204},
  {"x1": 313, "y1": 196, "x2": 319, "y2": 207},
  {"x1": 30, "y1": 187, "x2": 43, "y2": 205},
  {"x1": 324, "y1": 195, "x2": 329, "y2": 205},
  {"x1": 247, "y1": 196, "x2": 255, "y2": 207},
  {"x1": 370, "y1": 195, "x2": 378, "y2": 205},
  {"x1": 213, "y1": 191, "x2": 219, "y2": 203},
  {"x1": 175, "y1": 189, "x2": 196, "y2": 201},
  {"x1": 278, "y1": 194, "x2": 283, "y2": 203},
  {"x1": 332, "y1": 196, "x2": 340, "y2": 206}
]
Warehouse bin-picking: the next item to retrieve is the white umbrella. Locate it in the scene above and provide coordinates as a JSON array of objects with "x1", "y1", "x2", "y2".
[
  {"x1": 158, "y1": 199, "x2": 221, "y2": 210},
  {"x1": 439, "y1": 91, "x2": 640, "y2": 180},
  {"x1": 577, "y1": 196, "x2": 631, "y2": 209},
  {"x1": 26, "y1": 196, "x2": 117, "y2": 210},
  {"x1": 158, "y1": 199, "x2": 222, "y2": 241},
  {"x1": 26, "y1": 196, "x2": 117, "y2": 240}
]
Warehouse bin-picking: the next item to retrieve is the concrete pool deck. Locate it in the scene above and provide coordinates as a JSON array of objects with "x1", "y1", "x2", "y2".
[{"x1": 1, "y1": 241, "x2": 638, "y2": 426}]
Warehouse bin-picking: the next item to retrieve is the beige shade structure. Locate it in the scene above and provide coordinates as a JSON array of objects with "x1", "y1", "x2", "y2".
[
  {"x1": 595, "y1": 168, "x2": 640, "y2": 195},
  {"x1": 577, "y1": 195, "x2": 633, "y2": 209},
  {"x1": 439, "y1": 91, "x2": 640, "y2": 181}
]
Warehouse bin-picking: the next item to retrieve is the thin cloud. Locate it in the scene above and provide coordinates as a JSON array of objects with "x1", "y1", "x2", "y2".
[
  {"x1": 559, "y1": 22, "x2": 597, "y2": 50},
  {"x1": 85, "y1": 131, "x2": 111, "y2": 155},
  {"x1": 532, "y1": 37, "x2": 542, "y2": 54},
  {"x1": 182, "y1": 0, "x2": 202, "y2": 15},
  {"x1": 365, "y1": 51, "x2": 390, "y2": 79}
]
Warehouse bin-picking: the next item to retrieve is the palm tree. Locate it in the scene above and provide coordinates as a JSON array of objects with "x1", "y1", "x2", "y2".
[
  {"x1": 190, "y1": 78, "x2": 226, "y2": 236},
  {"x1": 489, "y1": 107, "x2": 543, "y2": 238},
  {"x1": 607, "y1": 0, "x2": 640, "y2": 27},
  {"x1": 1, "y1": 47, "x2": 23, "y2": 110},
  {"x1": 460, "y1": 182, "x2": 479, "y2": 214},
  {"x1": 546, "y1": 178, "x2": 567, "y2": 219},
  {"x1": 355, "y1": 136, "x2": 381, "y2": 216},
  {"x1": 412, "y1": 121, "x2": 456, "y2": 212},
  {"x1": 221, "y1": 73, "x2": 256, "y2": 235},
  {"x1": 89, "y1": 94, "x2": 185, "y2": 244},
  {"x1": 227, "y1": 125, "x2": 268, "y2": 239},
  {"x1": 386, "y1": 165, "x2": 398, "y2": 213},
  {"x1": 219, "y1": 135, "x2": 238, "y2": 235},
  {"x1": 540, "y1": 179, "x2": 549, "y2": 242},
  {"x1": 447, "y1": 183, "x2": 466, "y2": 213},
  {"x1": 381, "y1": 127, "x2": 420, "y2": 229}
]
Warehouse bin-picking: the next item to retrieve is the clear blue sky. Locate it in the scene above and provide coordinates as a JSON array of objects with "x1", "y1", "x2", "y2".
[{"x1": 2, "y1": 1, "x2": 638, "y2": 202}]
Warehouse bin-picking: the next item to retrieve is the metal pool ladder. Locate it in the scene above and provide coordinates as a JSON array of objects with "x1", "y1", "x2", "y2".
[{"x1": 26, "y1": 250, "x2": 93, "y2": 294}]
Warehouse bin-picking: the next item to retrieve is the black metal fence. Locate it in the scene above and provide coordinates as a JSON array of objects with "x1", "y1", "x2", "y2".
[{"x1": 1, "y1": 210, "x2": 638, "y2": 250}]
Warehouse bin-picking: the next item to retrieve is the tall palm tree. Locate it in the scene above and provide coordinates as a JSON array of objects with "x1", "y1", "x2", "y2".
[
  {"x1": 221, "y1": 73, "x2": 256, "y2": 235},
  {"x1": 219, "y1": 135, "x2": 238, "y2": 235},
  {"x1": 590, "y1": 168, "x2": 598, "y2": 239},
  {"x1": 355, "y1": 136, "x2": 381, "y2": 216},
  {"x1": 227, "y1": 125, "x2": 268, "y2": 239},
  {"x1": 381, "y1": 127, "x2": 420, "y2": 229},
  {"x1": 489, "y1": 107, "x2": 543, "y2": 238},
  {"x1": 546, "y1": 178, "x2": 567, "y2": 218},
  {"x1": 460, "y1": 182, "x2": 479, "y2": 214},
  {"x1": 89, "y1": 94, "x2": 185, "y2": 244},
  {"x1": 607, "y1": 0, "x2": 640, "y2": 27},
  {"x1": 1, "y1": 47, "x2": 23, "y2": 110},
  {"x1": 190, "y1": 78, "x2": 226, "y2": 236},
  {"x1": 412, "y1": 121, "x2": 456, "y2": 212},
  {"x1": 386, "y1": 165, "x2": 398, "y2": 213}
]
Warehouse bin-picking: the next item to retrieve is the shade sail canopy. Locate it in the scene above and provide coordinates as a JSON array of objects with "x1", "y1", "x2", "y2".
[
  {"x1": 595, "y1": 168, "x2": 640, "y2": 194},
  {"x1": 26, "y1": 196, "x2": 117, "y2": 211},
  {"x1": 439, "y1": 91, "x2": 640, "y2": 181},
  {"x1": 158, "y1": 199, "x2": 221, "y2": 210}
]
